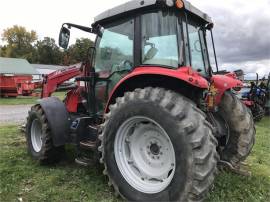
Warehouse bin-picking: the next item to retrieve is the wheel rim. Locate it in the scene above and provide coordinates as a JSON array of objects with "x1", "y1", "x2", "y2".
[
  {"x1": 31, "y1": 119, "x2": 43, "y2": 152},
  {"x1": 114, "y1": 116, "x2": 176, "y2": 194}
]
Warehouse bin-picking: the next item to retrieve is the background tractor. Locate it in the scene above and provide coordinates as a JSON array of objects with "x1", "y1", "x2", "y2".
[
  {"x1": 241, "y1": 72, "x2": 270, "y2": 121},
  {"x1": 25, "y1": 0, "x2": 255, "y2": 201}
]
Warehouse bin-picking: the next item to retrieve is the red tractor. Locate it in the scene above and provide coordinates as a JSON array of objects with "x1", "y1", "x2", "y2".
[{"x1": 25, "y1": 0, "x2": 255, "y2": 201}]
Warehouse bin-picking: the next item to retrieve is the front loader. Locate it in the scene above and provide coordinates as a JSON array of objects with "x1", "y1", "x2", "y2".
[{"x1": 25, "y1": 0, "x2": 255, "y2": 201}]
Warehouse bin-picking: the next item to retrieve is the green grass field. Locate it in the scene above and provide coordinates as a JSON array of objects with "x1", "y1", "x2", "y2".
[
  {"x1": 0, "y1": 91, "x2": 67, "y2": 105},
  {"x1": 0, "y1": 118, "x2": 269, "y2": 202}
]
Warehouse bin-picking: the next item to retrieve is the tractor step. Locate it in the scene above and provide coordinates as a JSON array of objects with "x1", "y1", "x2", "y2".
[
  {"x1": 79, "y1": 140, "x2": 97, "y2": 150},
  {"x1": 218, "y1": 160, "x2": 251, "y2": 176},
  {"x1": 75, "y1": 156, "x2": 93, "y2": 166}
]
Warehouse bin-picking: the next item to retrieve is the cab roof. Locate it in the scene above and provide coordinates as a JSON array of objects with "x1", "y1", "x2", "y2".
[{"x1": 93, "y1": 0, "x2": 212, "y2": 25}]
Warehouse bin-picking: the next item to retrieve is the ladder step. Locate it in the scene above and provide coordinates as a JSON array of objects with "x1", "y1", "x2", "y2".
[
  {"x1": 80, "y1": 140, "x2": 97, "y2": 150},
  {"x1": 75, "y1": 157, "x2": 93, "y2": 167}
]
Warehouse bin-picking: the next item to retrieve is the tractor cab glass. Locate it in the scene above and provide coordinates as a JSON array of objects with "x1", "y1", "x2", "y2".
[
  {"x1": 205, "y1": 28, "x2": 219, "y2": 74},
  {"x1": 187, "y1": 22, "x2": 208, "y2": 74},
  {"x1": 95, "y1": 19, "x2": 134, "y2": 76},
  {"x1": 141, "y1": 11, "x2": 180, "y2": 68},
  {"x1": 183, "y1": 16, "x2": 211, "y2": 76}
]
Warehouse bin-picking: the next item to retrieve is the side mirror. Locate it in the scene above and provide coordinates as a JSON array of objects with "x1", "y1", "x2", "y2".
[
  {"x1": 144, "y1": 47, "x2": 158, "y2": 61},
  {"x1": 59, "y1": 27, "x2": 70, "y2": 49}
]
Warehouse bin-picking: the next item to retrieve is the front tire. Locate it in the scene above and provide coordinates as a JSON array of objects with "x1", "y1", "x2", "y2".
[
  {"x1": 99, "y1": 88, "x2": 218, "y2": 201},
  {"x1": 26, "y1": 104, "x2": 64, "y2": 164},
  {"x1": 217, "y1": 92, "x2": 256, "y2": 166}
]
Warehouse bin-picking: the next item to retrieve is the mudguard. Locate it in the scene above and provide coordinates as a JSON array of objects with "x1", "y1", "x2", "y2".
[
  {"x1": 105, "y1": 66, "x2": 209, "y2": 112},
  {"x1": 38, "y1": 97, "x2": 71, "y2": 147},
  {"x1": 211, "y1": 73, "x2": 243, "y2": 104}
]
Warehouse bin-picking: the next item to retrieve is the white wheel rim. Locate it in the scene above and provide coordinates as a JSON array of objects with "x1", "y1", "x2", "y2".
[
  {"x1": 114, "y1": 116, "x2": 176, "y2": 194},
  {"x1": 31, "y1": 119, "x2": 43, "y2": 152}
]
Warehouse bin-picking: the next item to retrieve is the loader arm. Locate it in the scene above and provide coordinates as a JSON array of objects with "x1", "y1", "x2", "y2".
[{"x1": 41, "y1": 64, "x2": 82, "y2": 98}]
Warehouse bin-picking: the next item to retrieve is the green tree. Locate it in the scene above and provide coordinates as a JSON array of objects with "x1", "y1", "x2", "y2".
[
  {"x1": 66, "y1": 38, "x2": 94, "y2": 64},
  {"x1": 33, "y1": 37, "x2": 62, "y2": 64},
  {"x1": 1, "y1": 25, "x2": 37, "y2": 62},
  {"x1": 0, "y1": 45, "x2": 4, "y2": 56}
]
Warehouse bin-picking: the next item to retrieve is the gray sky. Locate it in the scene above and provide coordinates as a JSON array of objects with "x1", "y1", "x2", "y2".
[{"x1": 1, "y1": 0, "x2": 269, "y2": 77}]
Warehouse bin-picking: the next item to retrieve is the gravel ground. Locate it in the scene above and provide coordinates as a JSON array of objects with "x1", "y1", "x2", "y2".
[{"x1": 0, "y1": 105, "x2": 32, "y2": 124}]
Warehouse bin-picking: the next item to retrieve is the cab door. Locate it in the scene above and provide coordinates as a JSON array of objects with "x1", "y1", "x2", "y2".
[{"x1": 94, "y1": 18, "x2": 135, "y2": 112}]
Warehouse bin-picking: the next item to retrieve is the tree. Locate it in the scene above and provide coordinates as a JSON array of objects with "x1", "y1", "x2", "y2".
[
  {"x1": 1, "y1": 25, "x2": 37, "y2": 62},
  {"x1": 0, "y1": 45, "x2": 4, "y2": 56},
  {"x1": 65, "y1": 38, "x2": 94, "y2": 64},
  {"x1": 33, "y1": 37, "x2": 62, "y2": 64}
]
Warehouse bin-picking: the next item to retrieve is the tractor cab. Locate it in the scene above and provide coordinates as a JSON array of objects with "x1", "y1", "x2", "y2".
[
  {"x1": 61, "y1": 0, "x2": 216, "y2": 78},
  {"x1": 59, "y1": 0, "x2": 222, "y2": 114},
  {"x1": 93, "y1": 4, "x2": 214, "y2": 76},
  {"x1": 92, "y1": 0, "x2": 216, "y2": 75}
]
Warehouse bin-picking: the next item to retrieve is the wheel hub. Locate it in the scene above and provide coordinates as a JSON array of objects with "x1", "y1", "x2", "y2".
[
  {"x1": 31, "y1": 119, "x2": 43, "y2": 152},
  {"x1": 150, "y1": 143, "x2": 160, "y2": 155},
  {"x1": 114, "y1": 116, "x2": 176, "y2": 194}
]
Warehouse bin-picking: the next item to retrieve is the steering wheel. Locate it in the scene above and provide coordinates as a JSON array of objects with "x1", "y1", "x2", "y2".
[
  {"x1": 118, "y1": 60, "x2": 133, "y2": 71},
  {"x1": 194, "y1": 40, "x2": 201, "y2": 52}
]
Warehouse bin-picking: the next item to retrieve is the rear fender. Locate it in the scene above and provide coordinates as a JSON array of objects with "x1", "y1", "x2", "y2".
[
  {"x1": 104, "y1": 66, "x2": 209, "y2": 112},
  {"x1": 38, "y1": 97, "x2": 71, "y2": 146},
  {"x1": 211, "y1": 73, "x2": 243, "y2": 105}
]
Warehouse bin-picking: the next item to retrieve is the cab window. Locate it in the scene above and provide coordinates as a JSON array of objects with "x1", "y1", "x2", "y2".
[
  {"x1": 187, "y1": 20, "x2": 209, "y2": 76},
  {"x1": 95, "y1": 19, "x2": 134, "y2": 75},
  {"x1": 188, "y1": 23, "x2": 205, "y2": 72},
  {"x1": 141, "y1": 11, "x2": 180, "y2": 68}
]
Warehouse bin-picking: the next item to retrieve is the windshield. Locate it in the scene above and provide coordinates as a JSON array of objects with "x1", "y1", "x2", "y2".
[
  {"x1": 186, "y1": 19, "x2": 210, "y2": 76},
  {"x1": 205, "y1": 29, "x2": 218, "y2": 73}
]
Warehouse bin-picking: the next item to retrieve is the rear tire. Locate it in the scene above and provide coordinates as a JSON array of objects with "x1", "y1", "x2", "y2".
[
  {"x1": 99, "y1": 88, "x2": 218, "y2": 201},
  {"x1": 26, "y1": 104, "x2": 64, "y2": 164},
  {"x1": 218, "y1": 92, "x2": 255, "y2": 166}
]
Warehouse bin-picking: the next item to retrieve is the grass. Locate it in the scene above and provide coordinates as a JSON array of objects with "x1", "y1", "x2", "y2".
[
  {"x1": 207, "y1": 117, "x2": 270, "y2": 202},
  {"x1": 0, "y1": 118, "x2": 269, "y2": 202},
  {"x1": 0, "y1": 91, "x2": 67, "y2": 105}
]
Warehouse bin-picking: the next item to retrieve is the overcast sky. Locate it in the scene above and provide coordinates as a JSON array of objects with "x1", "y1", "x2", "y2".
[{"x1": 0, "y1": 0, "x2": 269, "y2": 77}]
